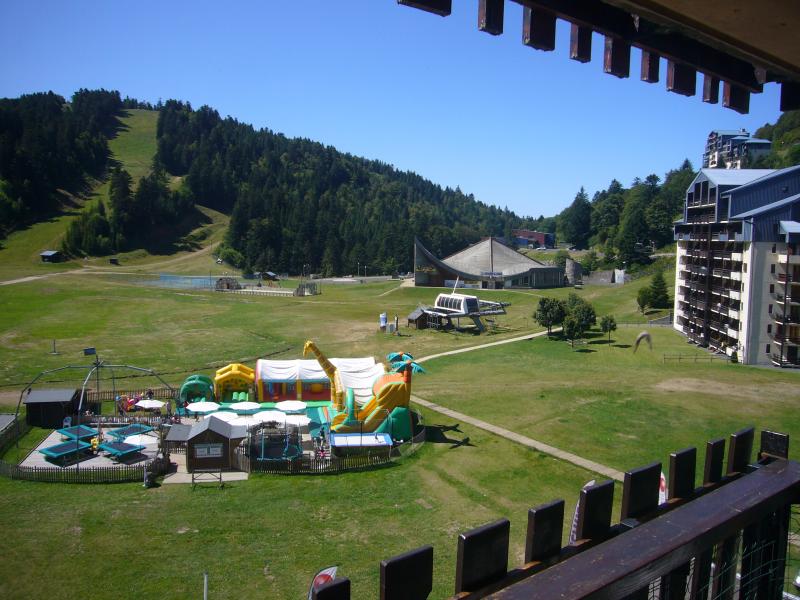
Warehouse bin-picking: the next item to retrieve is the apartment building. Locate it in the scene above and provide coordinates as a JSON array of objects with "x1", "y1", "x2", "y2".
[
  {"x1": 703, "y1": 129, "x2": 772, "y2": 169},
  {"x1": 673, "y1": 165, "x2": 800, "y2": 367}
]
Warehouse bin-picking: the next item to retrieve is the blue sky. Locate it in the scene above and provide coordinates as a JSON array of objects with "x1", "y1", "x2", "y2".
[{"x1": 0, "y1": 0, "x2": 784, "y2": 218}]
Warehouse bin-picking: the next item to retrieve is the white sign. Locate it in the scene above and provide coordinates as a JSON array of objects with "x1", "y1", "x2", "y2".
[
  {"x1": 195, "y1": 443, "x2": 223, "y2": 458},
  {"x1": 481, "y1": 271, "x2": 503, "y2": 277}
]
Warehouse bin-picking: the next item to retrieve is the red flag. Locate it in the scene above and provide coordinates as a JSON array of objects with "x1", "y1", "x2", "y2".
[{"x1": 308, "y1": 566, "x2": 338, "y2": 600}]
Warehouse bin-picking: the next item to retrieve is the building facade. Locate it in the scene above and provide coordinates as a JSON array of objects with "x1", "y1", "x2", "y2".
[
  {"x1": 414, "y1": 237, "x2": 563, "y2": 289},
  {"x1": 511, "y1": 229, "x2": 555, "y2": 248},
  {"x1": 673, "y1": 166, "x2": 800, "y2": 367},
  {"x1": 702, "y1": 129, "x2": 772, "y2": 169}
]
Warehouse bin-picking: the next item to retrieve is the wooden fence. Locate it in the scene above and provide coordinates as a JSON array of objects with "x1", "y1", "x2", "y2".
[
  {"x1": 663, "y1": 353, "x2": 732, "y2": 363},
  {"x1": 0, "y1": 456, "x2": 169, "y2": 484},
  {"x1": 87, "y1": 387, "x2": 176, "y2": 402},
  {"x1": 311, "y1": 427, "x2": 798, "y2": 600},
  {"x1": 0, "y1": 416, "x2": 29, "y2": 457}
]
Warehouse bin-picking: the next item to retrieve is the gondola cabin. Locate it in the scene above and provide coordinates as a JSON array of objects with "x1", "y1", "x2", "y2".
[{"x1": 433, "y1": 293, "x2": 480, "y2": 316}]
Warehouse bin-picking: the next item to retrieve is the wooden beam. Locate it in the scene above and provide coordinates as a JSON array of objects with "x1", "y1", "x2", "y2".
[
  {"x1": 525, "y1": 500, "x2": 564, "y2": 563},
  {"x1": 621, "y1": 461, "x2": 661, "y2": 521},
  {"x1": 666, "y1": 61, "x2": 696, "y2": 97},
  {"x1": 703, "y1": 75, "x2": 720, "y2": 104},
  {"x1": 604, "y1": 36, "x2": 630, "y2": 78},
  {"x1": 515, "y1": 1, "x2": 763, "y2": 92},
  {"x1": 479, "y1": 0, "x2": 504, "y2": 35},
  {"x1": 313, "y1": 578, "x2": 351, "y2": 600},
  {"x1": 380, "y1": 546, "x2": 433, "y2": 600},
  {"x1": 641, "y1": 50, "x2": 659, "y2": 83},
  {"x1": 569, "y1": 23, "x2": 591, "y2": 63},
  {"x1": 780, "y1": 82, "x2": 800, "y2": 112},
  {"x1": 486, "y1": 459, "x2": 800, "y2": 600},
  {"x1": 522, "y1": 7, "x2": 556, "y2": 51},
  {"x1": 455, "y1": 519, "x2": 510, "y2": 594},
  {"x1": 397, "y1": 0, "x2": 451, "y2": 17}
]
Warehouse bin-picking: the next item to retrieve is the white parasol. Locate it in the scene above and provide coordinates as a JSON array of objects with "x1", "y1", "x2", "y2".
[
  {"x1": 187, "y1": 401, "x2": 220, "y2": 413},
  {"x1": 285, "y1": 414, "x2": 311, "y2": 427},
  {"x1": 204, "y1": 411, "x2": 238, "y2": 422},
  {"x1": 135, "y1": 399, "x2": 165, "y2": 410},
  {"x1": 230, "y1": 416, "x2": 261, "y2": 428},
  {"x1": 124, "y1": 434, "x2": 159, "y2": 446},
  {"x1": 229, "y1": 401, "x2": 262, "y2": 412},
  {"x1": 274, "y1": 400, "x2": 307, "y2": 413},
  {"x1": 254, "y1": 410, "x2": 287, "y2": 425}
]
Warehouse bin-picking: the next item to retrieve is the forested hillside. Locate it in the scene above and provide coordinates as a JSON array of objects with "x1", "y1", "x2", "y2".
[
  {"x1": 553, "y1": 160, "x2": 695, "y2": 264},
  {"x1": 155, "y1": 101, "x2": 531, "y2": 275},
  {"x1": 753, "y1": 110, "x2": 800, "y2": 168},
  {"x1": 0, "y1": 89, "x2": 120, "y2": 236}
]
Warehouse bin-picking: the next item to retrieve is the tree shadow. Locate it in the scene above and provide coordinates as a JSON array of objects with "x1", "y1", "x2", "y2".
[
  {"x1": 589, "y1": 339, "x2": 613, "y2": 345},
  {"x1": 575, "y1": 348, "x2": 597, "y2": 353},
  {"x1": 612, "y1": 344, "x2": 632, "y2": 349},
  {"x1": 584, "y1": 331, "x2": 603, "y2": 339}
]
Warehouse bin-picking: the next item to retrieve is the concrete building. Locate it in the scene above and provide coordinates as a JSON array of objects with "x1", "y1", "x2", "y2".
[
  {"x1": 512, "y1": 229, "x2": 555, "y2": 248},
  {"x1": 703, "y1": 129, "x2": 772, "y2": 169},
  {"x1": 414, "y1": 237, "x2": 563, "y2": 289},
  {"x1": 673, "y1": 165, "x2": 800, "y2": 366}
]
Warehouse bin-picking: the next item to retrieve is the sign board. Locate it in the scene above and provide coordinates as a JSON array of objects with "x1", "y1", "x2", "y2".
[
  {"x1": 195, "y1": 443, "x2": 223, "y2": 458},
  {"x1": 481, "y1": 271, "x2": 503, "y2": 277}
]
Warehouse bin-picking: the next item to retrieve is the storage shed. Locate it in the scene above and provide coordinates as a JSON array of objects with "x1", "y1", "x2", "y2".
[
  {"x1": 23, "y1": 388, "x2": 81, "y2": 428},
  {"x1": 39, "y1": 250, "x2": 63, "y2": 263},
  {"x1": 184, "y1": 416, "x2": 247, "y2": 472}
]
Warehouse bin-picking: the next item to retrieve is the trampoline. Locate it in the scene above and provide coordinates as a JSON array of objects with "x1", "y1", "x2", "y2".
[
  {"x1": 39, "y1": 440, "x2": 91, "y2": 461},
  {"x1": 108, "y1": 424, "x2": 154, "y2": 440},
  {"x1": 57, "y1": 425, "x2": 98, "y2": 440},
  {"x1": 99, "y1": 441, "x2": 146, "y2": 459}
]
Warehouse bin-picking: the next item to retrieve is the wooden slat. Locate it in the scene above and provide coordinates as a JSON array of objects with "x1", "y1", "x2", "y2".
[
  {"x1": 488, "y1": 459, "x2": 800, "y2": 600},
  {"x1": 781, "y1": 82, "x2": 800, "y2": 112},
  {"x1": 522, "y1": 7, "x2": 556, "y2": 51},
  {"x1": 380, "y1": 545, "x2": 433, "y2": 600},
  {"x1": 710, "y1": 536, "x2": 738, "y2": 600},
  {"x1": 397, "y1": 0, "x2": 451, "y2": 17},
  {"x1": 313, "y1": 577, "x2": 351, "y2": 600},
  {"x1": 621, "y1": 461, "x2": 661, "y2": 520},
  {"x1": 455, "y1": 519, "x2": 510, "y2": 594},
  {"x1": 479, "y1": 0, "x2": 504, "y2": 36},
  {"x1": 726, "y1": 426, "x2": 754, "y2": 475},
  {"x1": 640, "y1": 51, "x2": 659, "y2": 83},
  {"x1": 722, "y1": 82, "x2": 750, "y2": 115},
  {"x1": 760, "y1": 430, "x2": 789, "y2": 460},
  {"x1": 703, "y1": 438, "x2": 725, "y2": 485},
  {"x1": 525, "y1": 499, "x2": 564, "y2": 563},
  {"x1": 604, "y1": 36, "x2": 630, "y2": 78},
  {"x1": 703, "y1": 75, "x2": 720, "y2": 104},
  {"x1": 575, "y1": 480, "x2": 614, "y2": 541},
  {"x1": 569, "y1": 24, "x2": 591, "y2": 63},
  {"x1": 667, "y1": 61, "x2": 696, "y2": 97},
  {"x1": 669, "y1": 447, "x2": 696, "y2": 500}
]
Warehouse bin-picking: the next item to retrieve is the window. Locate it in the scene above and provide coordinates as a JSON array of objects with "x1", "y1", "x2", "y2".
[
  {"x1": 772, "y1": 244, "x2": 777, "y2": 253},
  {"x1": 771, "y1": 264, "x2": 776, "y2": 274},
  {"x1": 769, "y1": 304, "x2": 773, "y2": 314},
  {"x1": 767, "y1": 324, "x2": 772, "y2": 334},
  {"x1": 770, "y1": 284, "x2": 775, "y2": 293},
  {"x1": 766, "y1": 344, "x2": 771, "y2": 354}
]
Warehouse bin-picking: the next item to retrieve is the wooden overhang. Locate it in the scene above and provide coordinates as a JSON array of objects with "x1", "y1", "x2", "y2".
[{"x1": 398, "y1": 0, "x2": 800, "y2": 114}]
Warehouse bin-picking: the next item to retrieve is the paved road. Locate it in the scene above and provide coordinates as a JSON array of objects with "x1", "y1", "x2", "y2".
[{"x1": 412, "y1": 327, "x2": 626, "y2": 482}]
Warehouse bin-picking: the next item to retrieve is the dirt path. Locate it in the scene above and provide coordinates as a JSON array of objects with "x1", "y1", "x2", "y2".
[{"x1": 412, "y1": 327, "x2": 625, "y2": 482}]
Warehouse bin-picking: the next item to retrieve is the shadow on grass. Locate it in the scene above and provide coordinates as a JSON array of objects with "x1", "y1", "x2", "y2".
[
  {"x1": 424, "y1": 424, "x2": 475, "y2": 449},
  {"x1": 589, "y1": 339, "x2": 613, "y2": 345},
  {"x1": 575, "y1": 348, "x2": 597, "y2": 353},
  {"x1": 613, "y1": 344, "x2": 632, "y2": 349}
]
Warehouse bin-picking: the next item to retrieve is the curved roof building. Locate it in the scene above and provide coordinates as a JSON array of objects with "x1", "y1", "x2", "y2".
[{"x1": 414, "y1": 237, "x2": 563, "y2": 289}]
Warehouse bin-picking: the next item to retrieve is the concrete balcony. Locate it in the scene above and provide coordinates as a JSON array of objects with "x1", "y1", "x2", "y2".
[
  {"x1": 731, "y1": 252, "x2": 743, "y2": 262},
  {"x1": 729, "y1": 271, "x2": 742, "y2": 282},
  {"x1": 778, "y1": 254, "x2": 800, "y2": 265},
  {"x1": 729, "y1": 290, "x2": 741, "y2": 301},
  {"x1": 727, "y1": 327, "x2": 739, "y2": 340}
]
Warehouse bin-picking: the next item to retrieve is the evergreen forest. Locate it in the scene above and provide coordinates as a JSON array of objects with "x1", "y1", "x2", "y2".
[{"x1": 3, "y1": 87, "x2": 800, "y2": 275}]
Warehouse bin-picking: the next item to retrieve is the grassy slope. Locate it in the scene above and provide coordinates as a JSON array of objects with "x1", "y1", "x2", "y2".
[
  {"x1": 0, "y1": 406, "x2": 606, "y2": 600},
  {"x1": 0, "y1": 108, "x2": 228, "y2": 279},
  {"x1": 0, "y1": 266, "x2": 797, "y2": 597}
]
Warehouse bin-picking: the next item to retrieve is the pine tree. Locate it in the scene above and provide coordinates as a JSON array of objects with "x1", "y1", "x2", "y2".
[{"x1": 649, "y1": 269, "x2": 670, "y2": 308}]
